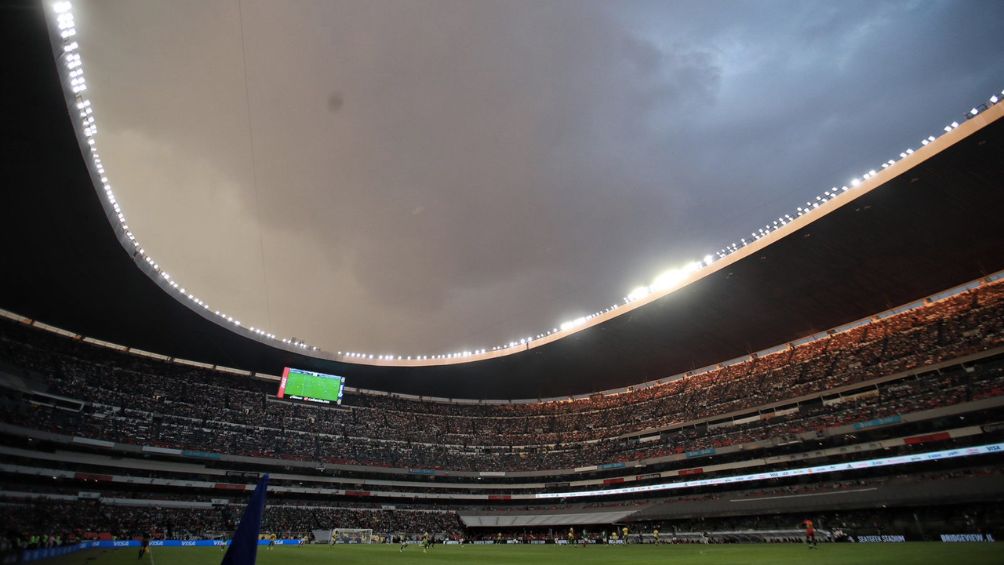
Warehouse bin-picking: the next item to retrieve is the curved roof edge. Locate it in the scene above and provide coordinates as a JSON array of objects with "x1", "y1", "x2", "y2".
[
  {"x1": 42, "y1": 0, "x2": 1004, "y2": 369},
  {"x1": 3, "y1": 0, "x2": 1004, "y2": 398}
]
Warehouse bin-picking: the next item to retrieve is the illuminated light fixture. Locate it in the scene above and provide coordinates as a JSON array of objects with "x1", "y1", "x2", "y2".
[
  {"x1": 850, "y1": 178, "x2": 861, "y2": 187},
  {"x1": 652, "y1": 261, "x2": 703, "y2": 292},
  {"x1": 991, "y1": 95, "x2": 999, "y2": 104},
  {"x1": 559, "y1": 316, "x2": 588, "y2": 331},
  {"x1": 627, "y1": 286, "x2": 650, "y2": 301},
  {"x1": 970, "y1": 107, "x2": 979, "y2": 115},
  {"x1": 703, "y1": 254, "x2": 713, "y2": 265}
]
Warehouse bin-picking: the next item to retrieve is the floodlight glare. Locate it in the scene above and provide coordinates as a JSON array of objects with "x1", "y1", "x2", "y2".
[
  {"x1": 651, "y1": 269, "x2": 684, "y2": 292},
  {"x1": 559, "y1": 317, "x2": 588, "y2": 331},
  {"x1": 627, "y1": 286, "x2": 651, "y2": 301}
]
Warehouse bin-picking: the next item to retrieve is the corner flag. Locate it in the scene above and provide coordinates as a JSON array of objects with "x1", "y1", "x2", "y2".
[{"x1": 221, "y1": 474, "x2": 269, "y2": 565}]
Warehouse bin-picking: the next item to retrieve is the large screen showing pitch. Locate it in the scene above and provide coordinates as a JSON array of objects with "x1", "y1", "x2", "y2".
[{"x1": 277, "y1": 367, "x2": 345, "y2": 405}]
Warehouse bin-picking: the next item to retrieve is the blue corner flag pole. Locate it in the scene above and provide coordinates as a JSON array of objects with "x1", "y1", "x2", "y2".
[{"x1": 221, "y1": 474, "x2": 269, "y2": 565}]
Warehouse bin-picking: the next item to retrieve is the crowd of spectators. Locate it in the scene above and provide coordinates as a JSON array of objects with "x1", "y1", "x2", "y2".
[
  {"x1": 4, "y1": 356, "x2": 1002, "y2": 474},
  {"x1": 0, "y1": 499, "x2": 463, "y2": 548},
  {"x1": 2, "y1": 467, "x2": 999, "y2": 547},
  {"x1": 0, "y1": 280, "x2": 1002, "y2": 472},
  {"x1": 632, "y1": 501, "x2": 1003, "y2": 542}
]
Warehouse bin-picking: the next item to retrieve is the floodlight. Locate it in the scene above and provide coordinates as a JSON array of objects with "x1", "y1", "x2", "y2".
[{"x1": 627, "y1": 286, "x2": 650, "y2": 301}]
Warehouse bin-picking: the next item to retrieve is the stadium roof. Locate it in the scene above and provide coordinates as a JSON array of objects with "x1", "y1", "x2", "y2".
[{"x1": 2, "y1": 0, "x2": 1004, "y2": 399}]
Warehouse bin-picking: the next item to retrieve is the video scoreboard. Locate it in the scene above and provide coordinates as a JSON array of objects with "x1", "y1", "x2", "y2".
[{"x1": 277, "y1": 367, "x2": 345, "y2": 405}]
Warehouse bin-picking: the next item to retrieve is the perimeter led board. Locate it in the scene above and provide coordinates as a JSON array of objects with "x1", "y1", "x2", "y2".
[
  {"x1": 534, "y1": 442, "x2": 1004, "y2": 499},
  {"x1": 277, "y1": 367, "x2": 345, "y2": 404}
]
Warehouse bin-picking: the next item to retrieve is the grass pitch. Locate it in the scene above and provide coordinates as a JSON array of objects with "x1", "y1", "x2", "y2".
[{"x1": 47, "y1": 543, "x2": 1004, "y2": 565}]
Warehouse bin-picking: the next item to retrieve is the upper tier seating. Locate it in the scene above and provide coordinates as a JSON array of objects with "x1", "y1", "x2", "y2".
[{"x1": 0, "y1": 279, "x2": 1002, "y2": 471}]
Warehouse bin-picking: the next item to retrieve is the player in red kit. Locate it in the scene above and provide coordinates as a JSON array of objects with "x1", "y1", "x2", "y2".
[{"x1": 803, "y1": 519, "x2": 817, "y2": 549}]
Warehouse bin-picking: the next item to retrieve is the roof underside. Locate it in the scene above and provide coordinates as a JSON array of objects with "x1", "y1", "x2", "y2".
[{"x1": 2, "y1": 1, "x2": 1004, "y2": 399}]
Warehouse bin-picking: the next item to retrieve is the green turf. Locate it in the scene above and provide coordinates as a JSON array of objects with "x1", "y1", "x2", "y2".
[{"x1": 44, "y1": 543, "x2": 1004, "y2": 565}]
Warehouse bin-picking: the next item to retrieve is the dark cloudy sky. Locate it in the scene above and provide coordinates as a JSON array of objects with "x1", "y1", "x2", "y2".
[{"x1": 74, "y1": 0, "x2": 1004, "y2": 356}]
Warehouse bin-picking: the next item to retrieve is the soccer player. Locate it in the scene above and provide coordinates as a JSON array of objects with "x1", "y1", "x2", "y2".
[
  {"x1": 567, "y1": 527, "x2": 575, "y2": 546},
  {"x1": 622, "y1": 526, "x2": 629, "y2": 545},
  {"x1": 422, "y1": 532, "x2": 431, "y2": 553},
  {"x1": 803, "y1": 519, "x2": 817, "y2": 549},
  {"x1": 653, "y1": 528, "x2": 660, "y2": 545},
  {"x1": 137, "y1": 532, "x2": 149, "y2": 560},
  {"x1": 399, "y1": 534, "x2": 409, "y2": 552}
]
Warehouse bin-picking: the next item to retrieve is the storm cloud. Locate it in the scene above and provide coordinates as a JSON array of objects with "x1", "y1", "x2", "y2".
[{"x1": 76, "y1": 0, "x2": 1004, "y2": 355}]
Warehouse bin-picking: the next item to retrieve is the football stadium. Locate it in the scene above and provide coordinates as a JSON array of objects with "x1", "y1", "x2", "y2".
[{"x1": 2, "y1": 1, "x2": 1004, "y2": 564}]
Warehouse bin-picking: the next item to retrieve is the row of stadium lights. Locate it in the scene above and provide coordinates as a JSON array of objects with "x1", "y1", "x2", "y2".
[
  {"x1": 50, "y1": 1, "x2": 1003, "y2": 364},
  {"x1": 50, "y1": 2, "x2": 316, "y2": 353}
]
